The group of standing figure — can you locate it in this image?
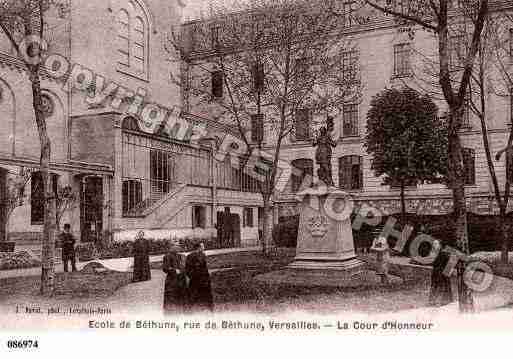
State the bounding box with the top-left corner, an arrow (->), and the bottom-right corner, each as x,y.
132,231 -> 214,314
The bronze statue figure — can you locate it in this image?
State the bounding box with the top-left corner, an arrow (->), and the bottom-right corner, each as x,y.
313,116 -> 337,187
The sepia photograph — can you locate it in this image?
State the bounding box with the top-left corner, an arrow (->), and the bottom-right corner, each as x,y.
0,0 -> 513,355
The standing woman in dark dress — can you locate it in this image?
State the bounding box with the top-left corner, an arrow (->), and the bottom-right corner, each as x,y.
163,242 -> 189,314
185,242 -> 214,312
132,231 -> 151,282
429,239 -> 453,306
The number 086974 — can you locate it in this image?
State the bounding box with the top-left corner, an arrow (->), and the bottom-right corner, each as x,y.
6,340 -> 39,349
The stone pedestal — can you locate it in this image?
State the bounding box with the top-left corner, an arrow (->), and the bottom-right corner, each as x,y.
288,186 -> 364,273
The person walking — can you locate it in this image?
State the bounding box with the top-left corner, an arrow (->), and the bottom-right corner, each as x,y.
132,230 -> 151,282
60,224 -> 77,272
185,242 -> 214,312
162,241 -> 189,314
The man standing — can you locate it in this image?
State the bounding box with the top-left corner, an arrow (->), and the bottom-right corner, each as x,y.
185,242 -> 214,312
60,224 -> 77,272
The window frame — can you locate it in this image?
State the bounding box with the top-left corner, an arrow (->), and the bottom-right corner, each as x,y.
243,207 -> 254,228
211,70 -> 224,99
122,179 -> 143,217
342,103 -> 359,138
192,205 -> 207,229
393,43 -> 412,78
462,147 -> 476,186
116,2 -> 150,81
338,155 -> 363,191
251,113 -> 264,144
294,108 -> 311,142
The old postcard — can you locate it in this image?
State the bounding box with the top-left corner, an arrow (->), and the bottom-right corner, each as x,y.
1,0 -> 513,354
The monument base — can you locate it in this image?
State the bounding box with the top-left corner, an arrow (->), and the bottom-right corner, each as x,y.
287,256 -> 365,275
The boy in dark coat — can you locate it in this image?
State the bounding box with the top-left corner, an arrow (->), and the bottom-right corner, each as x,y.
60,224 -> 77,272
185,243 -> 214,312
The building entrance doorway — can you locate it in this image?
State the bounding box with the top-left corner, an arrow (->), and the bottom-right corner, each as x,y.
80,176 -> 103,243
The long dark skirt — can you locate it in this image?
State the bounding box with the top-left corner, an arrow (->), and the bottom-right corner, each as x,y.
429,253 -> 453,307
188,279 -> 214,312
163,273 -> 189,314
133,254 -> 151,282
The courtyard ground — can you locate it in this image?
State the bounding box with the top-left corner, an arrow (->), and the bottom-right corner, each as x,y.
1,248 -> 512,324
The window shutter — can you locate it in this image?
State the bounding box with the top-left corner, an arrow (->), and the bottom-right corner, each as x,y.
212,70 -> 223,98
251,114 -> 264,143
252,62 -> 264,92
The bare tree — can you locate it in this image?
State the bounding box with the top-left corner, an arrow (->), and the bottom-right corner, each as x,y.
361,0 -> 489,312
0,0 -> 67,295
169,0 -> 361,254
2,167 -> 32,243
459,12 -> 513,264
55,184 -> 78,232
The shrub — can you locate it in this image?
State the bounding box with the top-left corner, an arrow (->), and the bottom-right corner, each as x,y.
76,243 -> 99,262
0,251 -> 41,270
273,215 -> 299,248
77,236 -> 219,261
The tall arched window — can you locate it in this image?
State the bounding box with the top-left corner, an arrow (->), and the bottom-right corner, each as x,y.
117,1 -> 149,78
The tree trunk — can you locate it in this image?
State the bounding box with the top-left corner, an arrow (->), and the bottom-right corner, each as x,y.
262,196 -> 273,256
30,69 -> 56,296
500,206 -> 509,263
448,110 -> 473,313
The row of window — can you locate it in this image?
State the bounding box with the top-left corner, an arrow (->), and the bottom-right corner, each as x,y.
247,106 -> 360,143
289,149 -> 478,193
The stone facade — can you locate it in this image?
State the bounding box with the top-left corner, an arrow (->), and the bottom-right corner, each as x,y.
0,0 -> 263,246
180,2 -> 513,219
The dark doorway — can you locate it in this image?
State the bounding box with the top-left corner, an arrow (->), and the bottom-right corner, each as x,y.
0,168 -> 7,241
80,176 -> 103,243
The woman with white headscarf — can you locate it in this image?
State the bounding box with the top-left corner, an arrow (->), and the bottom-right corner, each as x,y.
132,230 -> 151,282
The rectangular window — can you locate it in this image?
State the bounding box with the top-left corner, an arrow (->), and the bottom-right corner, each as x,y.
150,150 -> 171,196
122,180 -> 143,216
192,205 -> 206,228
342,104 -> 358,137
211,70 -> 223,98
243,207 -> 254,228
251,114 -> 264,143
31,172 -> 57,224
462,148 -> 476,185
294,109 -> 311,141
338,155 -> 363,190
394,43 -> 411,77
252,62 -> 265,92
342,50 -> 358,83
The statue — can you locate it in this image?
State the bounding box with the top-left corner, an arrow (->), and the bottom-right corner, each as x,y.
313,116 -> 337,187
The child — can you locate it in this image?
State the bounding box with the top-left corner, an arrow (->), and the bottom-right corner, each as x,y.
371,236 -> 390,284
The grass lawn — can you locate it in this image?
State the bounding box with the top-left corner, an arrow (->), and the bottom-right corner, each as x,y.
210,266 -> 431,314
0,270 -> 131,302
